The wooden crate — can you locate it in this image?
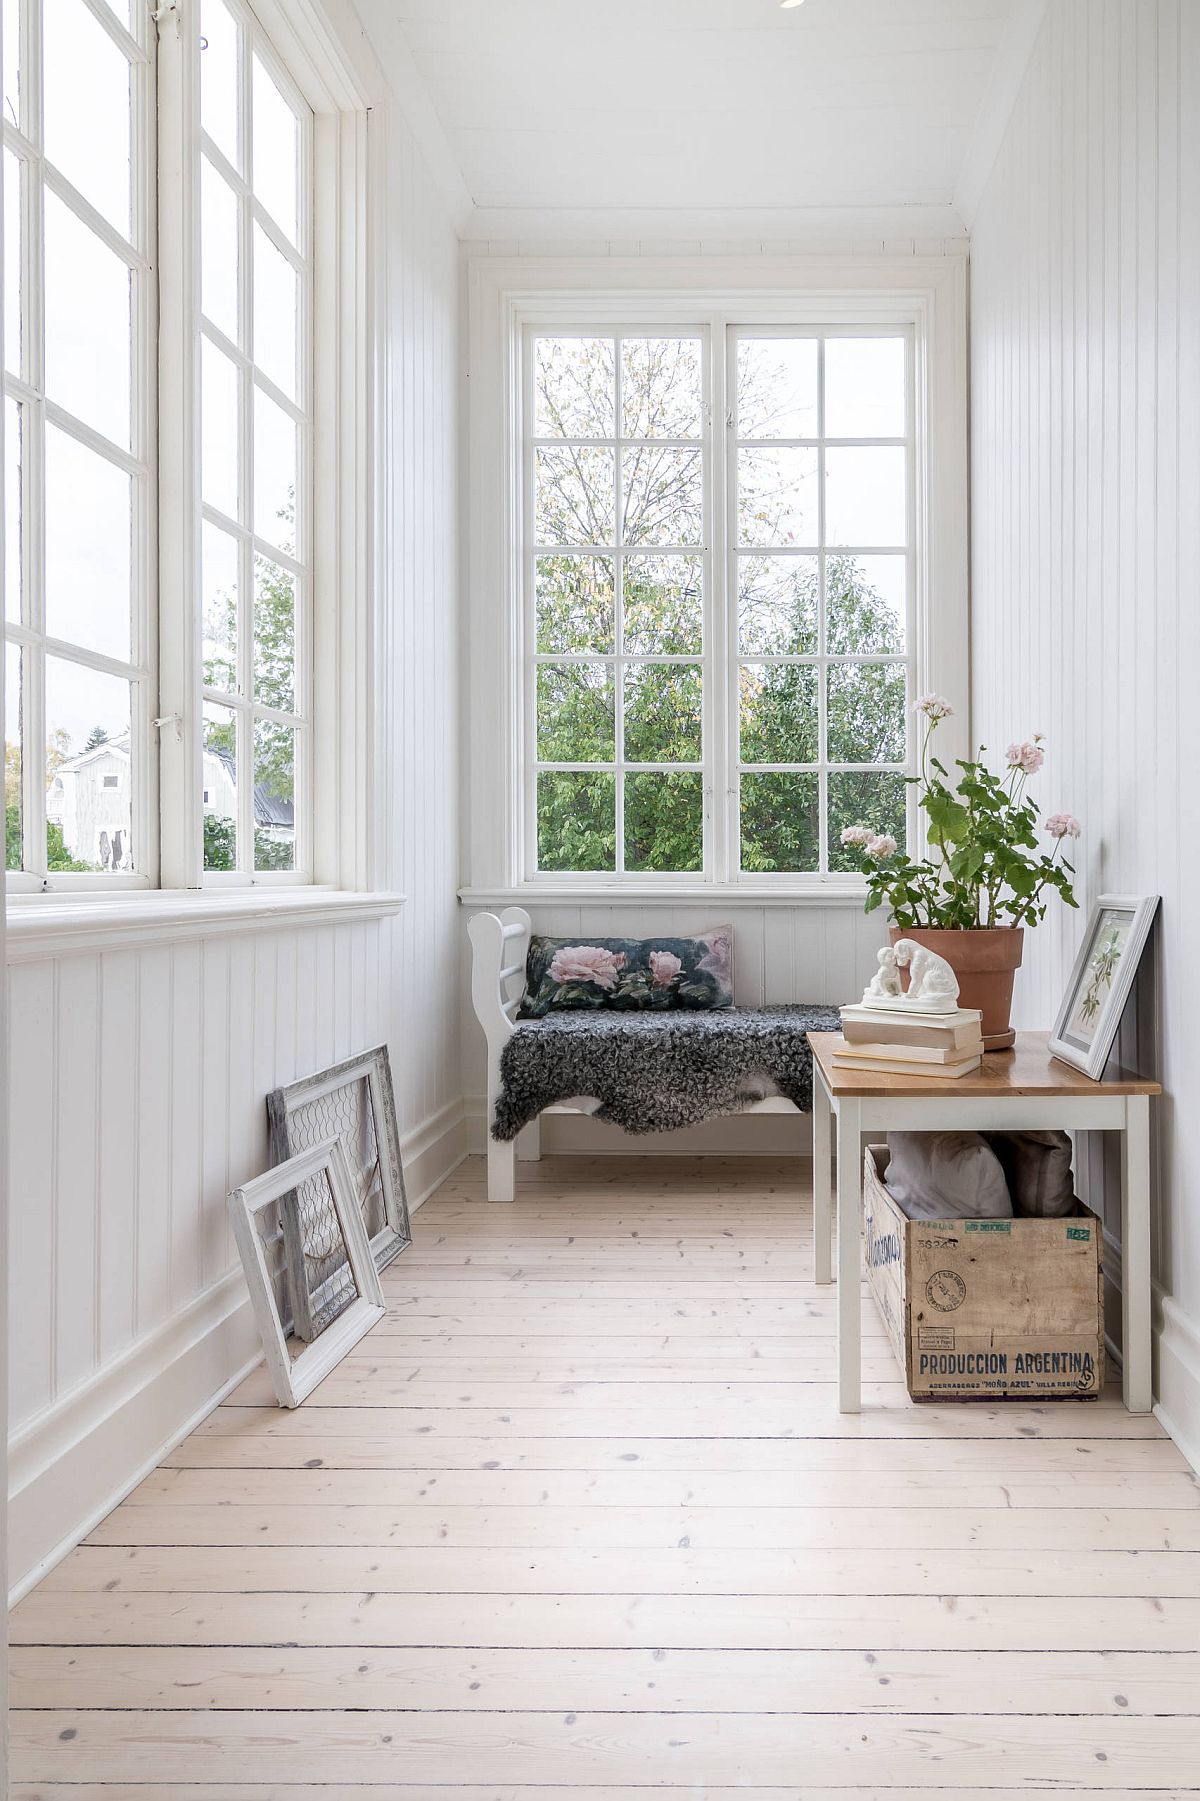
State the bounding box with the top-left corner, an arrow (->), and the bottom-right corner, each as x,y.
861,1144 -> 1105,1401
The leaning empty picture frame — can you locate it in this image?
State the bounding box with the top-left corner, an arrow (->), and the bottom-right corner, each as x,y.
268,1046 -> 410,1340
229,1136 -> 386,1408
1049,893 -> 1159,1080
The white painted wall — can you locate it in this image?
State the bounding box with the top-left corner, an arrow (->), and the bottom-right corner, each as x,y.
970,0 -> 1200,1462
5,34 -> 464,1596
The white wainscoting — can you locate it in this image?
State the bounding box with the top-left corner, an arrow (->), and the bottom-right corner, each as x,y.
459,898 -> 888,1157
970,0 -> 1200,1468
7,57 -> 467,1595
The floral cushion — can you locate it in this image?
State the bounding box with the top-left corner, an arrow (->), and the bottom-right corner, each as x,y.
520,928 -> 734,1018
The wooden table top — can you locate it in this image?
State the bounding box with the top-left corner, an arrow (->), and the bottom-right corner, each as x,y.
807,1029 -> 1162,1099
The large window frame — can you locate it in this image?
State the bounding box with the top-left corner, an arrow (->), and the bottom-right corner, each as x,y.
3,0 -> 375,902
462,261 -> 969,903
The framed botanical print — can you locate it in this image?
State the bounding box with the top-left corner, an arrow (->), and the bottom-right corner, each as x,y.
268,1046 -> 410,1341
1049,894 -> 1159,1079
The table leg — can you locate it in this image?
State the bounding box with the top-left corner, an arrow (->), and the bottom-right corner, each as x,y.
812,1069 -> 832,1285
1120,1094 -> 1153,1412
836,1096 -> 862,1413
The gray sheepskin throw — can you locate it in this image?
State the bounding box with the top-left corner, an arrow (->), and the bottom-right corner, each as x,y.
492,1005 -> 840,1140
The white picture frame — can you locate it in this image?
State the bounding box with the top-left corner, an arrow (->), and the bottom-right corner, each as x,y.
229,1136 -> 386,1408
1049,893 -> 1159,1079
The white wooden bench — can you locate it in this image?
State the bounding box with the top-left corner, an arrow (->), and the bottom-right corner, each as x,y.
468,908 -> 812,1202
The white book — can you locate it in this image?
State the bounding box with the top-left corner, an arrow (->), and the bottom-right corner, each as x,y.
832,1052 -> 982,1080
835,1038 -> 985,1065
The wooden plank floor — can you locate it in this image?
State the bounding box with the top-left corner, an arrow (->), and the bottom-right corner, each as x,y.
10,1153 -> 1200,1797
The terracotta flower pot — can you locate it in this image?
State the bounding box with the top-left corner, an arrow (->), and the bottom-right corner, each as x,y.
888,925 -> 1024,1052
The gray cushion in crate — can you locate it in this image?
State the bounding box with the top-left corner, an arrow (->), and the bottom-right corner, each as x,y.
884,1130 -> 1013,1221
985,1129 -> 1077,1217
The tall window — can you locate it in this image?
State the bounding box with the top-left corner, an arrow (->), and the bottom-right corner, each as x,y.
3,0 -> 154,882
197,0 -> 312,879
2,0 -> 327,893
525,324 -> 913,882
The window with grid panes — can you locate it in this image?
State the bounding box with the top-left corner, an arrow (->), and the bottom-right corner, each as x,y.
525,325 -> 913,881
2,0 -> 319,891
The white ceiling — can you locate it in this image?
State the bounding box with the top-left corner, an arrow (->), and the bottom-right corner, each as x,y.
357,0 -> 1042,239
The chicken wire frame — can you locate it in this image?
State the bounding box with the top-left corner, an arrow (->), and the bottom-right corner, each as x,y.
267,1045 -> 411,1339
229,1136 -> 385,1408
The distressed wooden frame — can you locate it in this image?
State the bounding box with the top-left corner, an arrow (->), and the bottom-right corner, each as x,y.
1049,893 -> 1160,1080
268,1043 -> 410,1338
228,1134 -> 384,1407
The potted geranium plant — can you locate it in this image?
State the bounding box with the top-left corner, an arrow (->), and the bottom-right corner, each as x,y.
839,695 -> 1080,1049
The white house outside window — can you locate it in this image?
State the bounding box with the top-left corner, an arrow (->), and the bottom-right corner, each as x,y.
525,323 -> 915,883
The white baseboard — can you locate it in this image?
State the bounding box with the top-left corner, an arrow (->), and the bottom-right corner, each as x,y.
7,1098 -> 469,1605
464,1097 -> 812,1158
1155,1289 -> 1200,1478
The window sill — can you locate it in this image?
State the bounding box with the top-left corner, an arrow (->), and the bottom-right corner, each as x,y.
6,888 -> 408,962
458,881 -> 870,910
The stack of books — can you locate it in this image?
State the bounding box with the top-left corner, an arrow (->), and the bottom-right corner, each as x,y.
835,1004 -> 985,1078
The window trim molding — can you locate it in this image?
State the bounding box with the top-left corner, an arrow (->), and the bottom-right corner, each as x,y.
464,253 -> 969,900
155,0 -> 376,896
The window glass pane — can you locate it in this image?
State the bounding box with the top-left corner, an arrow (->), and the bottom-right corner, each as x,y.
737,447 -> 817,547
740,772 -> 819,873
201,156 -> 240,344
535,555 -> 614,655
201,0 -> 241,172
826,662 -> 908,764
622,555 -> 702,655
44,193 -> 131,448
253,386 -> 298,552
623,664 -> 702,763
737,338 -> 817,439
45,656 -> 131,872
252,53 -> 299,244
43,0 -> 131,236
740,663 -> 818,765
825,446 -> 906,547
537,771 -> 615,872
201,520 -> 239,693
534,336 -> 614,438
5,397 -> 21,622
202,336 -> 240,519
825,337 -> 906,438
2,0 -> 20,130
4,149 -> 20,376
737,555 -> 817,656
253,223 -> 298,399
253,717 -> 294,869
826,554 -> 906,655
5,640 -> 21,869
254,554 -> 294,712
202,700 -> 238,870
625,771 -> 702,873
45,427 -> 131,661
828,770 -> 908,871
621,337 -> 701,439
534,447 -> 614,546
536,663 -> 614,763
622,446 -> 702,546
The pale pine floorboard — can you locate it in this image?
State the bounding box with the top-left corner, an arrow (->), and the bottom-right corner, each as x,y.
9,1153 -> 1200,1796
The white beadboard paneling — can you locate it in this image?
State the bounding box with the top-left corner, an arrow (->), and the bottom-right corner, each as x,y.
970,0 -> 1198,1456
7,62 -> 465,1590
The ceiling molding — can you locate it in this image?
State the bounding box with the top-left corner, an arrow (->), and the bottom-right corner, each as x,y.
461,202 -> 968,251
350,0 -> 473,230
953,0 -> 1050,228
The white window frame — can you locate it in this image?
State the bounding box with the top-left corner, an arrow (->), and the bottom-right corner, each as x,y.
463,257 -> 969,903
4,0 -> 376,905
2,0 -> 157,893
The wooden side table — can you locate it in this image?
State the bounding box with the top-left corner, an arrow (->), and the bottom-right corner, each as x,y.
807,1030 -> 1161,1416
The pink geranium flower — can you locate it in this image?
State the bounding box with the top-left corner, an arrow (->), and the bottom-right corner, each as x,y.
549,945 -> 624,990
1006,738 -> 1045,775
648,950 -> 683,988
840,824 -> 873,846
914,694 -> 954,721
1045,812 -> 1081,840
866,833 -> 898,860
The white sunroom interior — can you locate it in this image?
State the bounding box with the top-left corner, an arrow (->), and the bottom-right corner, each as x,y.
2,0 -> 1200,1792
